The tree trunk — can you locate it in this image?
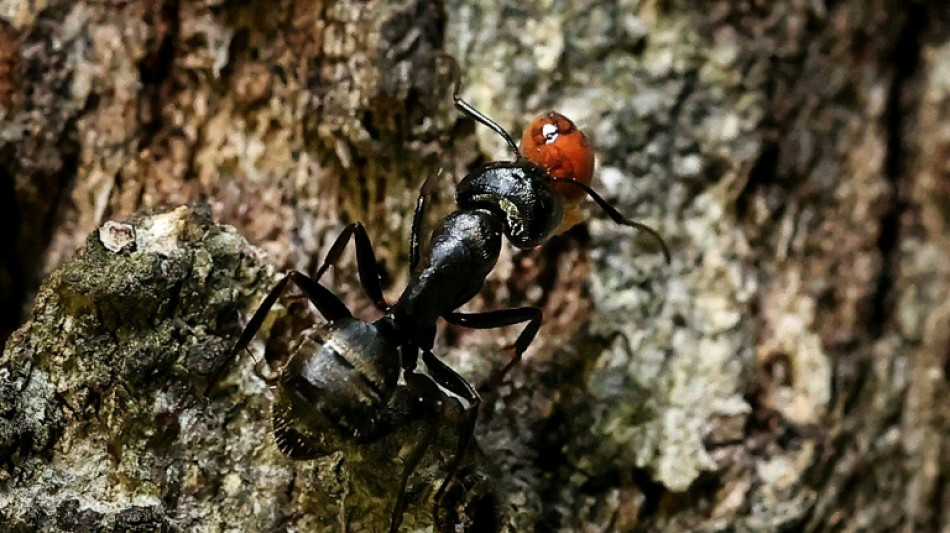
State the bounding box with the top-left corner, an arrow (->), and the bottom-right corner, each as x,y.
1,0 -> 948,531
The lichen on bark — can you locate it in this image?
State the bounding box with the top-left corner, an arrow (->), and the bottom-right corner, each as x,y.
0,205 -> 261,529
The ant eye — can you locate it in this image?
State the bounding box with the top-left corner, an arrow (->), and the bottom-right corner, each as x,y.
541,123 -> 559,144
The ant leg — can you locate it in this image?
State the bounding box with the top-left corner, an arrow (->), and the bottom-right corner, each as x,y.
388,371 -> 445,533
410,174 -> 439,272
444,306 -> 543,385
551,177 -> 672,263
313,222 -> 390,312
420,350 -> 481,519
211,271 -> 352,391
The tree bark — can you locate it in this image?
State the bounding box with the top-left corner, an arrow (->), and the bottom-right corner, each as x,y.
2,0 -> 949,531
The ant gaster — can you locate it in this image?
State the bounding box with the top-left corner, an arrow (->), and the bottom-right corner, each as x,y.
222,91 -> 671,532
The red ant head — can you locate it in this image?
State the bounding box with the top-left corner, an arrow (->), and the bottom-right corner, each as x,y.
520,112 -> 595,203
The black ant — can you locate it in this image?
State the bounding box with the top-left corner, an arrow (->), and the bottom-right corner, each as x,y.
219,85 -> 670,532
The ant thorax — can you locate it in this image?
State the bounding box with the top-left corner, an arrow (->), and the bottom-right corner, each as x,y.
455,161 -> 565,248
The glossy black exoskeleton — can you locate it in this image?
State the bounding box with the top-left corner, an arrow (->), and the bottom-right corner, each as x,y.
455,161 -> 565,248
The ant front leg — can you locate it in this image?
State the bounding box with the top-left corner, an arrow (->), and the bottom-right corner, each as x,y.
313,222 -> 390,312
444,306 -> 543,386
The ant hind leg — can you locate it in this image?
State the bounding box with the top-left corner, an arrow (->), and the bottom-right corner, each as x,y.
313,222 -> 391,312
387,370 -> 445,533
420,350 -> 481,525
209,271 -> 352,395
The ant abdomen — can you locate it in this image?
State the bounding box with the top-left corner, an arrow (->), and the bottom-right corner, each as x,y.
273,318 -> 402,457
456,161 -> 565,248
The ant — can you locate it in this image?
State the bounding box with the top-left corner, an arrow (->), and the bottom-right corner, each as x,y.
220,83 -> 670,532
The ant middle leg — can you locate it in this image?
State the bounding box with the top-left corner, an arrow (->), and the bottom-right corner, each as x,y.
312,222 -> 390,312
443,306 -> 543,386
170,271 -> 350,411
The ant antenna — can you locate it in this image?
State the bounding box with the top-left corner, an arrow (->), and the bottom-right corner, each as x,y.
454,99 -> 521,160
436,54 -> 521,160
553,178 -> 672,264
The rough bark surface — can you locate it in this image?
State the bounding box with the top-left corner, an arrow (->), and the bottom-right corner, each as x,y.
2,0 -> 949,532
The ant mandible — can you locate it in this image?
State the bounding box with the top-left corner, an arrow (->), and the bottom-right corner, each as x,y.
219,75 -> 670,532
